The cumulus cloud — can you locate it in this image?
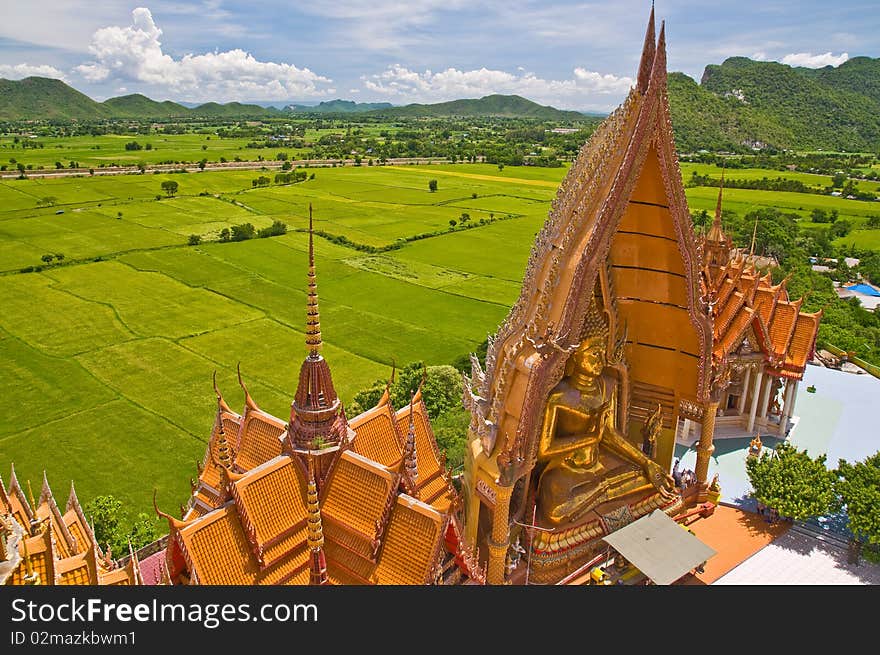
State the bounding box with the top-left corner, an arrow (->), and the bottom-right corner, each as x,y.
74,7 -> 334,100
781,51 -> 849,68
361,65 -> 633,110
0,63 -> 67,80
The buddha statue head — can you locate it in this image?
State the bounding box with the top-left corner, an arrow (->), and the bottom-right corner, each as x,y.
570,336 -> 606,381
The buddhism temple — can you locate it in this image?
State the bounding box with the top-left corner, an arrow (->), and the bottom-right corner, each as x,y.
1,7 -> 821,587
459,6 -> 821,585
0,469 -> 142,585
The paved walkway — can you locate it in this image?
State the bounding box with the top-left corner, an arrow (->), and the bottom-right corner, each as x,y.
713,528 -> 880,585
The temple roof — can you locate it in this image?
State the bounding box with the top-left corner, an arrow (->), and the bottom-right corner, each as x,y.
1,470 -> 127,586
705,246 -> 821,380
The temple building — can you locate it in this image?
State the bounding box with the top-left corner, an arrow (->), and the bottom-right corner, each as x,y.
0,469 -> 142,585
152,210 -> 481,586
2,8 -> 822,587
460,7 -> 821,585
691,184 -> 821,441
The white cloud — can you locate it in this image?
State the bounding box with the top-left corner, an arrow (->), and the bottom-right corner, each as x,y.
74,7 -> 334,100
781,51 -> 849,68
0,63 -> 67,80
361,64 -> 633,110
751,52 -> 768,61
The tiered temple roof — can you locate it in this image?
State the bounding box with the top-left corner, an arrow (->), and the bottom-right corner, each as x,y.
701,185 -> 821,380
159,211 -> 476,585
1,469 -> 141,586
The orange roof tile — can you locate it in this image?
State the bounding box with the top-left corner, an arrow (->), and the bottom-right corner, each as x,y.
394,403 -> 458,513
768,300 -> 799,357
234,410 -> 285,472
323,450 -> 397,540
782,313 -> 821,374
231,456 -> 309,568
375,495 -> 445,585
56,554 -> 94,586
349,403 -> 404,467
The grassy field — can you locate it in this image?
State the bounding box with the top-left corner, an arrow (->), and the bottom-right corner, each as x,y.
1,160 -> 878,522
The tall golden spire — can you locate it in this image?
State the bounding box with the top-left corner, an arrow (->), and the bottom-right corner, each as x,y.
306,204 -> 322,357
289,205 -> 348,451
636,2 -> 656,93
306,460 -> 328,585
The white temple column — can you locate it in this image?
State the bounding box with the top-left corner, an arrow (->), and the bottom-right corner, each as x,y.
747,370 -> 763,432
777,380 -> 791,436
681,418 -> 692,443
759,374 -> 774,430
779,380 -> 799,437
738,366 -> 752,414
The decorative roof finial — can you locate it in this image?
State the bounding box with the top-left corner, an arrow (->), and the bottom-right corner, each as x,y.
636,2 -> 656,94
403,394 -> 419,496
26,480 -> 36,513
212,370 -> 232,413
714,165 -> 725,227
306,461 -> 328,585
306,204 -> 323,357
749,216 -> 759,257
216,424 -> 231,470
236,362 -> 257,411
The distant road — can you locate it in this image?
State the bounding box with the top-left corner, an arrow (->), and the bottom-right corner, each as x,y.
0,157 -> 456,180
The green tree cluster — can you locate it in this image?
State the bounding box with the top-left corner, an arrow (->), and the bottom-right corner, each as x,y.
83,495 -> 159,557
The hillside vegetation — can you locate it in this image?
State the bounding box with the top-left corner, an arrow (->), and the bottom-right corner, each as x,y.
669,57 -> 880,152
367,94 -> 586,120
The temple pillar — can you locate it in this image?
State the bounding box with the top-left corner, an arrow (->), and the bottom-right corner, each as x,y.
465,485 -> 481,546
486,484 -> 513,585
759,374 -> 774,429
695,401 -> 719,502
778,380 -> 798,437
737,367 -> 752,414
747,370 -> 763,433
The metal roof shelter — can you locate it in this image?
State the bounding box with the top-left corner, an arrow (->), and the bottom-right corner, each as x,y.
601,510 -> 717,585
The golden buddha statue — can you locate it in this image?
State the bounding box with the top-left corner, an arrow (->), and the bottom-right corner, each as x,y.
536,335 -> 677,526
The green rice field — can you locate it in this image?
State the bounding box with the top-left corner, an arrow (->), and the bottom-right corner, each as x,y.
1,161 -> 878,520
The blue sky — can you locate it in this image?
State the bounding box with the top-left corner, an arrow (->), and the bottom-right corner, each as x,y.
0,1 -> 876,111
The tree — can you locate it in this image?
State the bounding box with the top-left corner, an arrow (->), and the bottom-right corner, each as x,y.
84,495 -> 124,554
836,452 -> 880,550
187,234 -> 202,246
449,219 -> 457,228
257,220 -> 287,238
127,513 -> 159,550
428,179 -> 438,192
161,180 -> 179,197
54,253 -> 64,263
198,158 -> 207,171
41,254 -> 54,264
746,442 -> 837,520
231,222 -> 256,241
218,227 -> 231,242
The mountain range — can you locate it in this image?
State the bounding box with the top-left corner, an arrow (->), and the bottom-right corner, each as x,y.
2,54 -> 879,151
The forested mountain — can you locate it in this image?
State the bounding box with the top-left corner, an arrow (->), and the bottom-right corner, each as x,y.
286,99 -> 394,113
669,57 -> 880,152
366,94 -> 586,120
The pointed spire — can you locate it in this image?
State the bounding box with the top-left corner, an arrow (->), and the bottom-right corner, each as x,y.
153,490 -> 189,532
648,18 -> 667,93
749,216 -> 759,257
212,370 -> 232,414
22,535 -> 40,585
215,423 -> 232,470
236,362 -> 257,411
403,395 -> 419,497
39,471 -> 51,506
377,359 -> 396,408
306,460 -> 328,585
714,166 -> 725,227
306,204 -> 323,357
636,2 -> 656,93
26,480 -> 36,513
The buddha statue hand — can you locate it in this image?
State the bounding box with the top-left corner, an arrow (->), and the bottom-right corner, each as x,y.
645,459 -> 677,498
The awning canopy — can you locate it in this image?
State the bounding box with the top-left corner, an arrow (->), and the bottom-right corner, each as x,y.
601,510 -> 716,585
